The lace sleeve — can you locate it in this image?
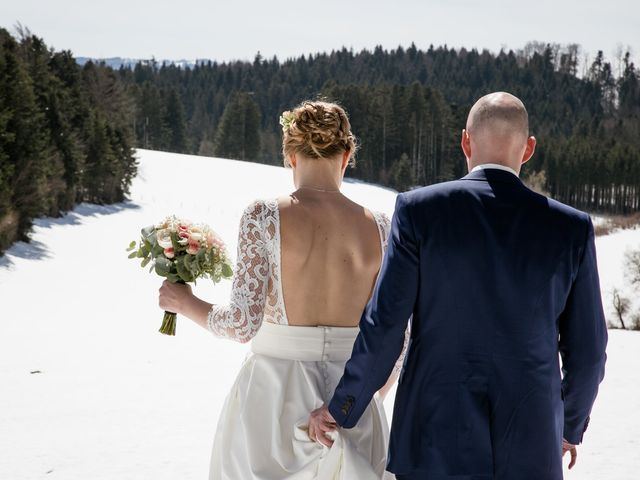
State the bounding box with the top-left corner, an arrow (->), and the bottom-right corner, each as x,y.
376,211 -> 411,377
206,200 -> 270,343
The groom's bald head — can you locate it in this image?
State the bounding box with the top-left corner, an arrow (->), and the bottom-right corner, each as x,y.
461,92 -> 535,174
466,92 -> 529,142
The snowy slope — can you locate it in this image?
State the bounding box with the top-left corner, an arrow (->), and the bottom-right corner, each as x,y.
0,149 -> 638,480
596,226 -> 640,325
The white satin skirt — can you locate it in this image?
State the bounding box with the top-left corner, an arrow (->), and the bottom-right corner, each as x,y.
208,322 -> 393,480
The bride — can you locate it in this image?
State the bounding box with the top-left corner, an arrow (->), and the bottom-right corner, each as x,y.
158,100 -> 408,479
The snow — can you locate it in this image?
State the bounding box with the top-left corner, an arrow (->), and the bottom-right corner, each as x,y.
595,226 -> 640,325
1,148 -> 638,480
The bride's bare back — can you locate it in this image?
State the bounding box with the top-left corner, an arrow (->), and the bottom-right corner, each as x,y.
278,190 -> 382,328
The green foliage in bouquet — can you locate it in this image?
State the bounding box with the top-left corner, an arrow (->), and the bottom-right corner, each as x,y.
127,216 -> 233,335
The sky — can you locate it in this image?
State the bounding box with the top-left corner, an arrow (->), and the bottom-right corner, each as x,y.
1,0 -> 638,65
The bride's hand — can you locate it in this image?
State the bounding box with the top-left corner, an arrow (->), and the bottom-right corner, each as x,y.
158,280 -> 192,314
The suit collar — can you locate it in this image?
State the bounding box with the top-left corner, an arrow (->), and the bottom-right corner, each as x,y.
470,163 -> 519,177
461,167 -> 524,186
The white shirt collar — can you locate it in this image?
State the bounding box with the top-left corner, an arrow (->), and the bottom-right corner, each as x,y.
470,163 -> 519,177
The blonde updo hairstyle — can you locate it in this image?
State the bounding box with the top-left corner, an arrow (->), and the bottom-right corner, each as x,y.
280,100 -> 358,167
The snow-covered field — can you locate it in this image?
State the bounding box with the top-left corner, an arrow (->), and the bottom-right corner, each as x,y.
1,149 -> 638,480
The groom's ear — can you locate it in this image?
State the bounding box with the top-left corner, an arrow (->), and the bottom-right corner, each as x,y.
521,136 -> 536,165
461,129 -> 472,160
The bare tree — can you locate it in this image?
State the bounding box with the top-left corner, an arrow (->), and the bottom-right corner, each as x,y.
12,21 -> 33,41
624,248 -> 640,289
613,43 -> 624,78
612,288 -> 630,329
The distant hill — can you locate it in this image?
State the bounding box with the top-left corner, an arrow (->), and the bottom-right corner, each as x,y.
75,56 -> 203,70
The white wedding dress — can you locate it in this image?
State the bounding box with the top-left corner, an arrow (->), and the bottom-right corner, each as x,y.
205,198 -> 408,480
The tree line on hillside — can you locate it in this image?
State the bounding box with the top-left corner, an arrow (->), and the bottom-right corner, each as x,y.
0,27 -> 137,255
119,42 -> 640,214
2,29 -> 640,257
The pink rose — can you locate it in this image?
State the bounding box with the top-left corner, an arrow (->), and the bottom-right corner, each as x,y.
207,231 -> 225,249
187,241 -> 200,255
164,247 -> 175,259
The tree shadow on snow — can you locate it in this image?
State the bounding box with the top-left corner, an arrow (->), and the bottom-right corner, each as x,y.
0,200 -> 141,268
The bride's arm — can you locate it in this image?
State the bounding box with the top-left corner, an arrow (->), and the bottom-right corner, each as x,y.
158,281 -> 213,330
377,325 -> 411,400
159,200 -> 270,342
373,211 -> 411,401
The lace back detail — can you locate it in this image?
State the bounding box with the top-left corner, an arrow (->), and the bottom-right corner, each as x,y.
207,198 -> 407,374
263,199 -> 288,326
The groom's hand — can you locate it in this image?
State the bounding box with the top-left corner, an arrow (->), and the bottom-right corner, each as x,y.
562,438 -> 578,469
307,405 -> 337,447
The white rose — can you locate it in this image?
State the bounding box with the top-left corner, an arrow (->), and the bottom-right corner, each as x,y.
156,229 -> 173,249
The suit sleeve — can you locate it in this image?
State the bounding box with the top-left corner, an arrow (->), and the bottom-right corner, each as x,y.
558,216 -> 608,445
328,192 -> 420,428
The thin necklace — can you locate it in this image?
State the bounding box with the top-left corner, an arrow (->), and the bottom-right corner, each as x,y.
297,185 -> 341,193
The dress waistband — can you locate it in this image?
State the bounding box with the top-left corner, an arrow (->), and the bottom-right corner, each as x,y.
250,322 -> 360,362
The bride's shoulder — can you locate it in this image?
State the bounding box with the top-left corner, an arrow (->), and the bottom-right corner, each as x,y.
237,199 -> 280,245
241,197 -> 279,216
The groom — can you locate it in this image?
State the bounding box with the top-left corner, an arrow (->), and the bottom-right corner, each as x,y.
308,92 -> 608,479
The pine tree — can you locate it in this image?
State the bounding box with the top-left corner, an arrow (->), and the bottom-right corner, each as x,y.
213,92 -> 261,160
0,29 -> 49,244
84,112 -> 115,203
390,153 -> 413,191
0,28 -> 137,255
165,87 -> 188,152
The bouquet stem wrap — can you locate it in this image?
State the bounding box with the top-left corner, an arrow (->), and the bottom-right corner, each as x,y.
159,280 -> 185,336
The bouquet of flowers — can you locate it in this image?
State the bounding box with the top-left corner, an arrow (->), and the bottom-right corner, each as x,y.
127,215 -> 233,335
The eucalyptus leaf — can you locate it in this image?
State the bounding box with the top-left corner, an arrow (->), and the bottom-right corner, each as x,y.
155,256 -> 172,276
176,259 -> 194,282
170,231 -> 180,250
187,254 -> 200,275
222,263 -> 233,277
141,225 -> 155,240
128,251 -> 138,259
154,266 -> 168,278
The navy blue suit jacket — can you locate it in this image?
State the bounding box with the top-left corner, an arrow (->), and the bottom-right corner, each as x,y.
328,168 -> 608,479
